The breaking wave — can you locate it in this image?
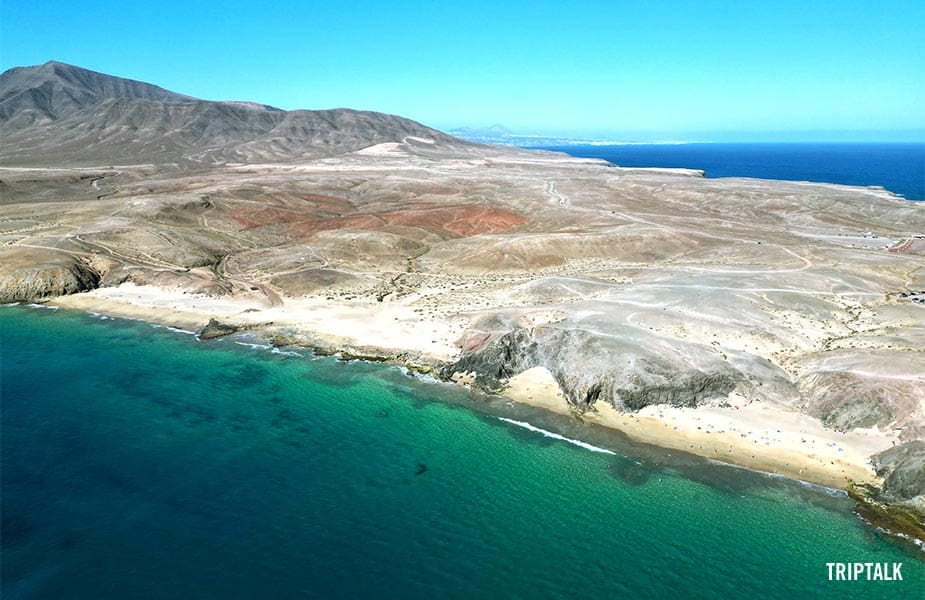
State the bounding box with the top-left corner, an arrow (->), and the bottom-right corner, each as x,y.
497,417 -> 616,455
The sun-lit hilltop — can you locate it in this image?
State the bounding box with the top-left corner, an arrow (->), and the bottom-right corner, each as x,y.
0,61 -> 478,165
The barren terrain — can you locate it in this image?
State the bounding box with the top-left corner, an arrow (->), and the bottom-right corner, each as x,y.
2,62 -> 924,518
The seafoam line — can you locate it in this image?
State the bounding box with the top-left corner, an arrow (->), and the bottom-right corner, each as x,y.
166,326 -> 197,335
498,417 -> 616,455
234,341 -> 273,350
233,340 -> 302,357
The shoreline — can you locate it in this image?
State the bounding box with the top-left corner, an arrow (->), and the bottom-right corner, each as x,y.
501,367 -> 891,491
50,283 -> 467,362
42,284 -> 897,494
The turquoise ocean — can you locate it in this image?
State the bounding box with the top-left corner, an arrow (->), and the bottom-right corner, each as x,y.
1,305 -> 922,598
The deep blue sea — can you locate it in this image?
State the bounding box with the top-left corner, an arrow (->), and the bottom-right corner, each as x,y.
1,305 -> 923,599
533,143 -> 925,201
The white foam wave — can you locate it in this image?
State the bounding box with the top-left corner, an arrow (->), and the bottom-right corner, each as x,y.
708,459 -> 847,496
26,303 -> 59,310
498,417 -> 616,455
233,341 -> 301,357
413,373 -> 441,385
148,322 -> 196,335
854,515 -> 925,554
166,326 -> 196,335
271,347 -> 301,357
234,341 -> 272,350
764,470 -> 846,496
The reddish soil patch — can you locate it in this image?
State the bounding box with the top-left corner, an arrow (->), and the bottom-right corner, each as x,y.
459,331 -> 493,353
887,237 -> 925,255
225,206 -> 308,229
220,199 -> 523,241
285,214 -> 385,238
226,205 -> 385,238
220,194 -> 356,231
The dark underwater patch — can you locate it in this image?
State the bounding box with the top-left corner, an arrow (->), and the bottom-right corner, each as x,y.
1,513 -> 35,548
606,458 -> 652,486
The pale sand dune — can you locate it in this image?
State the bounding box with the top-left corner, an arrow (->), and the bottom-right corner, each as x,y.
355,142 -> 406,156
53,283 -> 468,361
503,366 -> 896,489
52,291 -> 210,332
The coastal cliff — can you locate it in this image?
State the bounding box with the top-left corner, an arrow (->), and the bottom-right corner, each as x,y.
441,321 -> 739,410
0,248 -> 102,301
872,441 -> 925,513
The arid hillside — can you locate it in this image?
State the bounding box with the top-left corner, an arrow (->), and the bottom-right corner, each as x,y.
0,61 -> 475,165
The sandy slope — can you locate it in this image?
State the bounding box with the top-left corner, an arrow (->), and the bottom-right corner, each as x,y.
53,283 -> 468,360
503,367 -> 895,489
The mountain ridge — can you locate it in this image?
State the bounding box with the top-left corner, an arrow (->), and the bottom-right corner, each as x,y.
0,61 -> 472,165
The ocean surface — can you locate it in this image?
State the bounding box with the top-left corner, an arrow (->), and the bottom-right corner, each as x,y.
1,305 -> 922,599
533,143 -> 925,201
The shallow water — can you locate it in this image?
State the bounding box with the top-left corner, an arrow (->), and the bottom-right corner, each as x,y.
1,305 -> 921,598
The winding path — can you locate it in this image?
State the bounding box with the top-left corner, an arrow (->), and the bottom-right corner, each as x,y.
89,171 -> 122,199
545,180 -> 570,207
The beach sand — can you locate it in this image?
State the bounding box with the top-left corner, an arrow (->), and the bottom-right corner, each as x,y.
52,284 -> 897,492
502,366 -> 896,490
52,282 -> 468,360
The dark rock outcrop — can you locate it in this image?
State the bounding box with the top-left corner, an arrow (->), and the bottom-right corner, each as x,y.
440,326 -> 540,388
614,371 -> 739,410
198,319 -> 239,340
872,441 -> 925,510
0,248 -> 99,301
849,442 -> 925,545
799,365 -> 922,438
442,322 -> 741,412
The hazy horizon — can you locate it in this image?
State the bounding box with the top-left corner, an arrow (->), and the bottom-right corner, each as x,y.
445,124 -> 925,144
2,1 -> 923,143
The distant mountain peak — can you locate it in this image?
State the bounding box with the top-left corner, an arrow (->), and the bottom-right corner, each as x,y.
449,124 -> 516,137
486,124 -> 512,133
0,61 -> 196,126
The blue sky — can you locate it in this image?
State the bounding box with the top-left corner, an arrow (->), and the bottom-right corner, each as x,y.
2,0 -> 923,140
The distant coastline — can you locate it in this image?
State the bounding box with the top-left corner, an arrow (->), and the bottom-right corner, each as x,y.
531,142 -> 925,201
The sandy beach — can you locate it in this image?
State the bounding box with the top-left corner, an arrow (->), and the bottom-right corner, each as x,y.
502,366 -> 897,490
50,284 -> 900,492
53,283 -> 468,360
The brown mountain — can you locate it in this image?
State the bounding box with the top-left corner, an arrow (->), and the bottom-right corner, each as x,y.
0,61 -> 468,165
